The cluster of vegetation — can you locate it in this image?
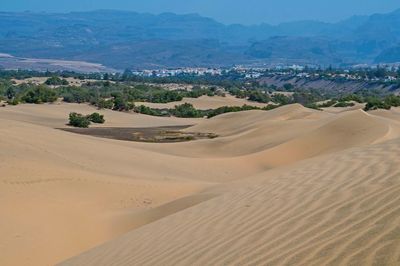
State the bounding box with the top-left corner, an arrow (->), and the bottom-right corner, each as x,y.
2,69 -> 400,120
170,103 -> 204,118
206,104 -> 279,118
134,103 -> 280,118
364,95 -> 400,111
45,76 -> 69,86
58,83 -> 219,108
21,86 -> 58,104
314,93 -> 400,111
0,83 -> 58,105
0,78 -> 220,108
226,87 -> 292,105
69,112 -> 105,128
0,70 -> 103,81
317,99 -> 355,108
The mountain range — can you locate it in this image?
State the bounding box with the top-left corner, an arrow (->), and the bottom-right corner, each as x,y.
1,9 -> 400,69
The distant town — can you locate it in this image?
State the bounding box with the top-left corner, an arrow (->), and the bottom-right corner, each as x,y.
127,63 -> 400,83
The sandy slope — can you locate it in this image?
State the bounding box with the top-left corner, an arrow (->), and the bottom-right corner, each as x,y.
371,107 -> 400,123
1,103 -> 400,266
61,137 -> 400,266
0,103 -> 199,128
0,118 -> 213,266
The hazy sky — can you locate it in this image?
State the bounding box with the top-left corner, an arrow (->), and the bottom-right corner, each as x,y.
1,0 -> 400,25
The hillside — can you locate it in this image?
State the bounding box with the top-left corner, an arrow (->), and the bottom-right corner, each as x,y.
1,9 -> 400,69
259,75 -> 400,95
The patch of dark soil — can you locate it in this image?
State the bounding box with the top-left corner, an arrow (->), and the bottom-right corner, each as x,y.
60,126 -> 217,143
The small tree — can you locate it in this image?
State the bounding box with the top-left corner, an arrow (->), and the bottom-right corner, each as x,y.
88,112 -> 105,124
172,103 -> 200,118
45,76 -> 69,86
69,112 -> 91,128
113,96 -> 134,111
96,99 -> 114,109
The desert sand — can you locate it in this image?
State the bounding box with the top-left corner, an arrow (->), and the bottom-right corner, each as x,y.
1,102 -> 400,266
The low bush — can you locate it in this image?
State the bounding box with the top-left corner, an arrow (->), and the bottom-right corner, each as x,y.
364,98 -> 391,111
207,105 -> 260,118
87,112 -> 105,124
68,112 -> 91,128
171,103 -> 203,118
45,76 -> 69,86
135,105 -> 166,116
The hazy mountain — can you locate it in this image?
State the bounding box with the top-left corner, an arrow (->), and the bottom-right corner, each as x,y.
1,9 -> 400,69
375,45 -> 400,63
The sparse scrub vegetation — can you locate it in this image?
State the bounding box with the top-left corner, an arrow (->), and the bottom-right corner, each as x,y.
45,76 -> 69,86
69,112 -> 105,127
87,112 -> 105,124
21,85 -> 58,104
3,69 -> 400,116
68,112 -> 91,128
207,105 -> 262,118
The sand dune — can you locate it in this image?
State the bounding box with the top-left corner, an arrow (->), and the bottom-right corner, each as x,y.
249,109 -> 400,167
2,103 -> 400,266
371,107 -> 400,122
131,104 -> 332,158
0,103 -> 199,128
61,137 -> 400,266
137,105 -> 398,161
0,119 -> 213,266
189,104 -> 331,135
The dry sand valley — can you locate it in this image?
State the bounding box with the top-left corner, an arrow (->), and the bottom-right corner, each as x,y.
1,102 -> 400,266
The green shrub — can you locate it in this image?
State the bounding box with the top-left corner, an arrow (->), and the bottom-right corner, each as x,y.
271,93 -> 291,105
58,86 -> 92,103
45,76 -> 69,86
262,104 -> 280,110
21,86 -> 57,104
68,112 -> 91,128
87,112 -> 105,124
283,83 -> 295,91
207,105 -> 261,118
135,105 -> 166,116
96,99 -> 114,109
339,94 -> 363,103
171,103 -> 202,118
364,98 -> 391,111
384,95 -> 400,107
247,90 -> 270,103
113,96 -> 134,111
304,103 -> 321,110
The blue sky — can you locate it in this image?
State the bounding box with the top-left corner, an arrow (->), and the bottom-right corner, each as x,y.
1,0 -> 400,25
